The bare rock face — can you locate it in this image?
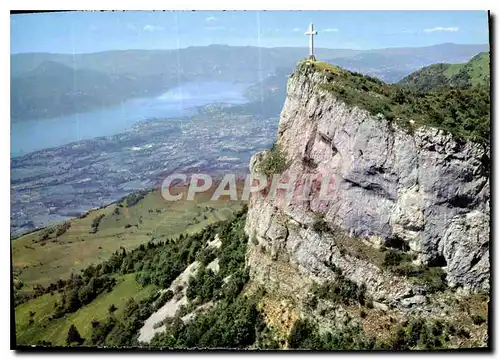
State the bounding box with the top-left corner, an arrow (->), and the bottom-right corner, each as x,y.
245,61 -> 490,305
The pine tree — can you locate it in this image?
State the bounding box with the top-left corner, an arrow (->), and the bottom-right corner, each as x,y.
108,304 -> 117,314
66,324 -> 84,345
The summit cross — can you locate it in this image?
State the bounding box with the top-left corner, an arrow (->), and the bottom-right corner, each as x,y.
305,23 -> 318,60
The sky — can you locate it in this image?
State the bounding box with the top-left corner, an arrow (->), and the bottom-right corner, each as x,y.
10,10 -> 489,54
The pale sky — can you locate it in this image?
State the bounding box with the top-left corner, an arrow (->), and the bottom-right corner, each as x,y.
11,10 -> 490,53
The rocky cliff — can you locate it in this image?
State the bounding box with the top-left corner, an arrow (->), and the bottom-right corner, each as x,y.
244,60 -> 490,309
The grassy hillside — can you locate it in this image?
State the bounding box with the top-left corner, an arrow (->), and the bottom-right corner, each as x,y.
14,207 -> 253,348
12,186 -> 243,295
13,184 -> 245,347
398,52 -> 490,91
444,52 -> 490,87
15,274 -> 157,346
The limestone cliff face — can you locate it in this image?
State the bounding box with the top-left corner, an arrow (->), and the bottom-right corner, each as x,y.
245,62 -> 490,306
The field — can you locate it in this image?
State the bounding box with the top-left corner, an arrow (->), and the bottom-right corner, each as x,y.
15,274 -> 157,346
13,184 -> 245,346
12,186 -> 244,293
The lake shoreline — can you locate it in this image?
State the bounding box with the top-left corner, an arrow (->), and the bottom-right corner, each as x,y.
10,111 -> 279,237
11,81 -> 252,157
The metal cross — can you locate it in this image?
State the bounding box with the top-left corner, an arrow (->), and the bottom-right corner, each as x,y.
305,23 -> 318,60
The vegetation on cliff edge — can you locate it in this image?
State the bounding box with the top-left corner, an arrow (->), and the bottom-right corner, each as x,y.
298,60 -> 490,145
256,142 -> 291,175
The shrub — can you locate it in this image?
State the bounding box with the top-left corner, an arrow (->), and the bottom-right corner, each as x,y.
304,294 -> 318,310
387,317 -> 453,350
39,228 -> 54,242
471,314 -> 486,325
366,298 -> 374,309
324,261 -> 342,276
122,190 -> 148,207
55,222 -> 71,237
51,275 -> 117,319
302,155 -> 317,169
197,247 -> 217,266
382,250 -> 414,268
287,316 -> 375,350
36,340 -> 53,346
446,323 -> 456,335
256,143 -> 290,175
89,316 -> 117,346
311,214 -> 330,233
288,318 -> 320,349
255,326 -> 280,349
413,267 -> 447,293
457,327 -> 471,339
14,279 -> 24,290
150,296 -> 263,349
382,251 -> 446,293
108,304 -> 117,314
66,324 -> 84,345
90,214 -> 105,234
223,269 -> 249,300
157,290 -> 174,307
311,276 -> 366,306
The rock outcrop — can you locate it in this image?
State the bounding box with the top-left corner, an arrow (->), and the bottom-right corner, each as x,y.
245,61 -> 490,306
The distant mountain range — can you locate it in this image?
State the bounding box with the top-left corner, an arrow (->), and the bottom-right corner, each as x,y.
10,61 -> 181,121
397,51 -> 490,91
11,43 -> 488,122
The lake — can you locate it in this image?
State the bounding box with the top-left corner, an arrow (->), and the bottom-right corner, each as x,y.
11,81 -> 250,157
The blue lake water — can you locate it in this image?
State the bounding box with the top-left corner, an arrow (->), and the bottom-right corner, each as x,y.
11,81 -> 250,157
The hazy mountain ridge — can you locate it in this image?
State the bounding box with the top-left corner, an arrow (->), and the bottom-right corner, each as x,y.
11,43 -> 488,122
11,60 -> 182,121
